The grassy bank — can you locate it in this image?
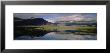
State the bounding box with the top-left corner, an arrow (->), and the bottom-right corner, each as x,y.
16,25 -> 97,34
76,27 -> 97,33
34,25 -> 97,33
35,25 -> 78,31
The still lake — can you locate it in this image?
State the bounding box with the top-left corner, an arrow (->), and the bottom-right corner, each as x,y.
15,31 -> 97,40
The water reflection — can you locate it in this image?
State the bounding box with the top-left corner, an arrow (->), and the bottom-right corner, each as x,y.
15,31 -> 96,40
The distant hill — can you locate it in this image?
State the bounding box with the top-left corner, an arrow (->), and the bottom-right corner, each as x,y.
14,17 -> 53,26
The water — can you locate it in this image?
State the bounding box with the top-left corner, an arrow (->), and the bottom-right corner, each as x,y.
15,31 -> 97,40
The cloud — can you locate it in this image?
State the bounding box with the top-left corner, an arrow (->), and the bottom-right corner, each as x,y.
45,18 -> 55,23
56,14 -> 96,22
56,14 -> 84,21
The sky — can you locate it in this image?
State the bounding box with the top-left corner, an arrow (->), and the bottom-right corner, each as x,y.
14,13 -> 97,23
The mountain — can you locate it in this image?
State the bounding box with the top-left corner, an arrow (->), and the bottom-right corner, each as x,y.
14,17 -> 53,26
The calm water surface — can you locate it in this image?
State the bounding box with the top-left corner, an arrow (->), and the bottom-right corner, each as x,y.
15,32 -> 97,40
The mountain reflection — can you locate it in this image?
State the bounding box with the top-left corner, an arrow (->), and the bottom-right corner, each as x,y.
14,27 -> 96,40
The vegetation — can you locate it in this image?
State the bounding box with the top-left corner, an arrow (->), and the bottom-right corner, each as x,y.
16,25 -> 97,34
35,25 -> 78,31
76,26 -> 97,33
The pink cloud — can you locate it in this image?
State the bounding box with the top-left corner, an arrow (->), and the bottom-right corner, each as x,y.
56,14 -> 85,21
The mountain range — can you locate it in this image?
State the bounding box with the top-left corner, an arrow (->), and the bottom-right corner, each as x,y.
14,17 -> 53,26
